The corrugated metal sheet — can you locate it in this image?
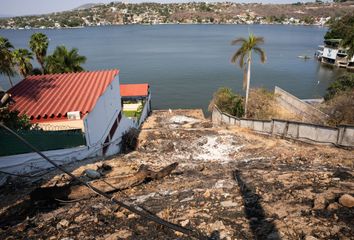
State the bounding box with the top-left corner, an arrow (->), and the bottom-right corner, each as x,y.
8,70 -> 119,122
120,83 -> 149,97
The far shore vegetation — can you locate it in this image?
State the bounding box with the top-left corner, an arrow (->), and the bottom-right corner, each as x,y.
0,1 -> 353,29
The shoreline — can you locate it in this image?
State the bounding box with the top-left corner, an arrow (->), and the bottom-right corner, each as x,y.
0,22 -> 328,31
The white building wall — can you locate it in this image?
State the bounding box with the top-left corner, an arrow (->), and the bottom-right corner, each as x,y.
84,75 -> 122,147
139,93 -> 151,126
322,47 -> 338,60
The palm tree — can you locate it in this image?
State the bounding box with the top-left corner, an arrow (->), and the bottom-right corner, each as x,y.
12,48 -> 33,78
231,33 -> 266,117
45,45 -> 86,74
29,33 -> 49,72
0,37 -> 15,87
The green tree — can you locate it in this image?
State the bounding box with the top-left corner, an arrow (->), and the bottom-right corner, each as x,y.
325,13 -> 354,57
45,45 -> 86,74
0,37 -> 15,87
29,32 -> 49,73
209,87 -> 244,117
231,33 -> 266,117
12,48 -> 33,78
0,106 -> 32,130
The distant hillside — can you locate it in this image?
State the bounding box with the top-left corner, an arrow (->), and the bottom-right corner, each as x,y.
73,3 -> 100,11
1,1 -> 353,29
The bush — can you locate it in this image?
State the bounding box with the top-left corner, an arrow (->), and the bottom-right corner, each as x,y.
209,87 -> 244,117
322,90 -> 354,125
247,88 -> 276,119
121,128 -> 140,153
324,73 -> 354,101
0,105 -> 32,130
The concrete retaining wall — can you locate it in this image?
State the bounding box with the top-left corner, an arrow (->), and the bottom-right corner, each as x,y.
212,106 -> 354,148
275,86 -> 328,123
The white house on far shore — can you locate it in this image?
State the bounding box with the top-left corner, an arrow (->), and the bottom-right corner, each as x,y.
0,69 -> 151,177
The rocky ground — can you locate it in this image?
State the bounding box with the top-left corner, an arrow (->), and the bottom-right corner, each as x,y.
0,109 -> 353,240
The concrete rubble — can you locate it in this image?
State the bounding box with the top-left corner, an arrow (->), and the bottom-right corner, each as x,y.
0,109 -> 353,239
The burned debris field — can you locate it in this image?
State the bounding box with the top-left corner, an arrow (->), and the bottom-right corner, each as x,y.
0,110 -> 353,240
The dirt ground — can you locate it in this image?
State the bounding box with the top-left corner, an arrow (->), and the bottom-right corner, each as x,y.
0,109 -> 353,240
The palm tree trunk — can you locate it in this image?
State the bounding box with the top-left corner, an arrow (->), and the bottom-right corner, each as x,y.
6,74 -> 14,88
244,53 -> 251,117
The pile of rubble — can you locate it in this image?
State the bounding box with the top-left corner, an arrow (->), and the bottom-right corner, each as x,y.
0,109 -> 353,240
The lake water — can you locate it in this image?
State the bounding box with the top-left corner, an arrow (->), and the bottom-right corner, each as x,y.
0,25 -> 345,113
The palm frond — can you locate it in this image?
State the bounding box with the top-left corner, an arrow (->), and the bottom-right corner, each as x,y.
254,37 -> 265,45
253,47 -> 267,63
231,48 -> 242,63
231,38 -> 246,45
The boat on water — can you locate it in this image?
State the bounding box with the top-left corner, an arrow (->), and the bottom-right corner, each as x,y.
316,39 -> 354,70
298,55 -> 311,60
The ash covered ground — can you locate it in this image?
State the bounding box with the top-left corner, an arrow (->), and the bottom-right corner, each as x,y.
0,109 -> 353,240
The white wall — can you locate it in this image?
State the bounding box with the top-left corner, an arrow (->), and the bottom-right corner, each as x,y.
323,47 -> 338,60
84,75 -> 122,147
139,93 -> 151,126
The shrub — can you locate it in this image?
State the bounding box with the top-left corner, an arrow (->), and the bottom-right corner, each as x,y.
209,87 -> 244,117
121,128 -> 140,153
247,88 -> 276,119
0,105 -> 32,130
322,90 -> 354,125
324,73 -> 354,101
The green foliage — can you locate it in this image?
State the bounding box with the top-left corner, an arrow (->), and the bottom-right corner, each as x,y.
0,36 -> 15,87
29,33 -> 49,72
209,87 -> 244,117
0,105 -> 32,130
12,48 -> 33,77
45,45 -> 87,74
324,73 -> 354,101
324,13 -> 354,57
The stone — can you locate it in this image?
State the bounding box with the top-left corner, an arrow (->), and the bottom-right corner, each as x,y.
220,200 -> 237,208
84,169 -> 101,179
305,236 -> 318,240
74,214 -> 88,223
203,189 -> 211,198
210,220 -> 226,231
105,229 -> 132,240
128,214 -> 137,219
313,195 -> 326,209
180,219 -> 189,227
338,194 -> 354,208
180,196 -> 194,202
58,219 -> 70,228
327,202 -> 340,211
115,211 -> 126,219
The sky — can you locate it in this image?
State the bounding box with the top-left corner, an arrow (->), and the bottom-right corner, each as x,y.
0,0 -> 317,16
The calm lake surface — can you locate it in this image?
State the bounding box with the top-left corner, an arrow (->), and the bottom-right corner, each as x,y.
0,25 -> 345,113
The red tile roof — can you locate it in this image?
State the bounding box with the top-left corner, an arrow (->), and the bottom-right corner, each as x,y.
120,83 -> 149,97
8,70 -> 119,122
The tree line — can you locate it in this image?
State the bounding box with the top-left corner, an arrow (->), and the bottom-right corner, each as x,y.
0,33 -> 86,88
